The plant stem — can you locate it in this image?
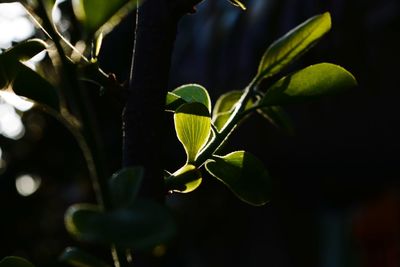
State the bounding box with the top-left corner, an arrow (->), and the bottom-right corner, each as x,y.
35,2 -> 128,266
165,76 -> 263,191
194,76 -> 261,166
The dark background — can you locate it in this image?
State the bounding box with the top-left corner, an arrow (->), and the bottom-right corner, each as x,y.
1,0 -> 399,266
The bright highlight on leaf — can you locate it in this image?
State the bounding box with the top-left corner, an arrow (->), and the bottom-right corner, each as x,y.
261,63 -> 357,106
65,202 -> 176,250
166,84 -> 211,113
174,103 -> 211,163
167,164 -> 202,193
258,12 -> 331,80
205,151 -> 271,206
228,0 -> 246,10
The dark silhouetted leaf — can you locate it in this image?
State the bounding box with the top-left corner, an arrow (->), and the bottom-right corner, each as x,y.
261,63 -> 357,106
258,12 -> 331,79
65,201 -> 176,250
258,106 -> 294,135
1,39 -> 47,62
174,102 -> 211,163
205,151 -> 271,206
11,63 -> 59,110
59,247 -> 111,267
109,166 -> 144,208
0,256 -> 35,267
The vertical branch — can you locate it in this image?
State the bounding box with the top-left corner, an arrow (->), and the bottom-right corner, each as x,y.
123,0 -> 179,200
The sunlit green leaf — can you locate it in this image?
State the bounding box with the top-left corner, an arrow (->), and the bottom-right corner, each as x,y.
65,202 -> 176,250
205,151 -> 271,206
212,90 -> 253,131
72,0 -> 140,36
174,102 -> 211,163
166,164 -> 202,193
0,256 -> 35,267
258,12 -> 331,79
228,0 -> 246,10
59,247 -> 111,267
109,166 -> 144,208
166,84 -> 211,113
257,106 -> 294,135
261,63 -> 357,106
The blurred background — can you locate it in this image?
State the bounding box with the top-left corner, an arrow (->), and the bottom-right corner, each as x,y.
1,0 -> 399,266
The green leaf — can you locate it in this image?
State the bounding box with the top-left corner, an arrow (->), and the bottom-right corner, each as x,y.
174,102 -> 211,163
258,12 -> 331,79
109,166 -> 144,208
261,63 -> 357,106
228,0 -> 246,10
166,164 -> 202,193
65,202 -> 176,250
59,247 -> 111,267
1,39 -> 47,62
0,256 -> 35,267
205,151 -> 271,206
212,90 -> 253,131
257,106 -> 294,135
72,0 -> 140,36
166,84 -> 211,113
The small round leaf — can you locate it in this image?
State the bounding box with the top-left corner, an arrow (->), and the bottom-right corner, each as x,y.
65,202 -> 176,250
109,166 -> 144,208
166,164 -> 202,193
0,256 -> 35,267
167,84 -> 211,113
205,151 -> 271,206
212,90 -> 254,131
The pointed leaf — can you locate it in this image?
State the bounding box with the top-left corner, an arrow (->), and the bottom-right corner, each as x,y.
167,84 -> 211,113
261,63 -> 357,106
174,102 -> 211,163
65,202 -> 176,250
258,12 -> 331,79
166,164 -> 202,193
109,166 -> 144,208
0,257 -> 35,267
59,247 -> 111,267
205,151 -> 271,206
257,106 -> 294,135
